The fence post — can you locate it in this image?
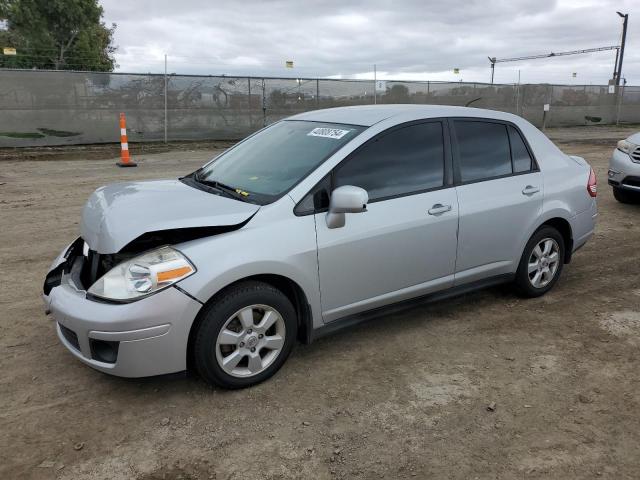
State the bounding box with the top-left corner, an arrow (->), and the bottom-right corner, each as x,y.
164,54 -> 168,144
316,78 -> 320,109
262,78 -> 267,127
373,64 -> 377,105
547,85 -> 553,128
164,53 -> 167,143
247,77 -> 252,127
616,82 -> 625,125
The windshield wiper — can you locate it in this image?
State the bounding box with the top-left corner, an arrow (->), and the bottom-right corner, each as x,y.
193,172 -> 251,202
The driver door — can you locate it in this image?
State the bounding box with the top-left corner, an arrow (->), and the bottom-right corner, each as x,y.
314,121 -> 459,322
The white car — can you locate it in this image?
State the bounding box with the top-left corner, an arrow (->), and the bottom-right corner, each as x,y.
609,133 -> 640,203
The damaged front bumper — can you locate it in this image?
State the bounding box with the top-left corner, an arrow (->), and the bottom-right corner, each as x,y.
43,240 -> 202,378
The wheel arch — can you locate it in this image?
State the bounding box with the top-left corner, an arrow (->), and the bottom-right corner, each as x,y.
186,274 -> 313,372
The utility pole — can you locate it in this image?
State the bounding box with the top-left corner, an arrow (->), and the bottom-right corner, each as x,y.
616,12 -> 628,86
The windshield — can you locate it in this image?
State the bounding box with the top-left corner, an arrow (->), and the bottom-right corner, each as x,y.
194,120 -> 365,204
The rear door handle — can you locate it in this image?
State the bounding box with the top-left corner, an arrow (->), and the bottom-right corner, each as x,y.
428,203 -> 452,215
522,185 -> 540,196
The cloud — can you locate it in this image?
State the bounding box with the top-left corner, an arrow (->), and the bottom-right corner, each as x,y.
100,0 -> 638,84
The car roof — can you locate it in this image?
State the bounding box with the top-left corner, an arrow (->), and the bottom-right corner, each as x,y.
288,104 -> 521,127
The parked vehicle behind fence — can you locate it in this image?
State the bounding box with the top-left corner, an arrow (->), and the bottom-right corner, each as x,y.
608,132 -> 640,203
43,105 -> 597,388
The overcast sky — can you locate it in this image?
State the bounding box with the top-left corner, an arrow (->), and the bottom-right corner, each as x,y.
100,0 -> 638,85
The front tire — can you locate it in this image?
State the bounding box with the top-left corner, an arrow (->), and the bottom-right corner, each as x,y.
514,226 -> 565,298
193,281 -> 297,389
613,186 -> 640,204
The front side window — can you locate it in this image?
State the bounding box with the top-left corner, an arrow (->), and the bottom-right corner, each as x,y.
195,120 -> 364,204
294,175 -> 331,215
455,121 -> 512,182
334,122 -> 445,201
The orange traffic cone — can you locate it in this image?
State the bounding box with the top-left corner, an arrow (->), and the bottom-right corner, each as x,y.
117,112 -> 137,167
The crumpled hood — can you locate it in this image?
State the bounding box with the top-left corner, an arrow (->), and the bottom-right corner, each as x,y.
81,179 -> 259,253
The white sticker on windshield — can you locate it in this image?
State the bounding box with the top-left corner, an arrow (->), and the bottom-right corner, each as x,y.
307,127 -> 351,139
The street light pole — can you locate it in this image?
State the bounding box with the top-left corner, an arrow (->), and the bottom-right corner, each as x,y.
616,11 -> 628,86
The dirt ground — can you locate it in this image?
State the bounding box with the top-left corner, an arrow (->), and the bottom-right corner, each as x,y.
1,126 -> 640,479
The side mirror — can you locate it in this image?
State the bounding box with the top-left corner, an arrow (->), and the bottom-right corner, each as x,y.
326,185 -> 368,229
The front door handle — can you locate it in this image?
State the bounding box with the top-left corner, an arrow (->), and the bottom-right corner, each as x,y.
428,203 -> 452,215
522,185 -> 540,196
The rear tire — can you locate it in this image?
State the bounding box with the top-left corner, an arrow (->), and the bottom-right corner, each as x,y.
514,226 -> 565,298
193,281 -> 297,389
613,186 -> 640,204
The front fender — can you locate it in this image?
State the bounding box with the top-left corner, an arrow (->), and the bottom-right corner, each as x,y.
175,212 -> 323,329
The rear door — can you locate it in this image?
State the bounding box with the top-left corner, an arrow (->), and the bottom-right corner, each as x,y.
312,120 -> 459,322
451,119 -> 543,284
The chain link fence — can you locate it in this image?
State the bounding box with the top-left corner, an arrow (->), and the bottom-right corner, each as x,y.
0,69 -> 638,147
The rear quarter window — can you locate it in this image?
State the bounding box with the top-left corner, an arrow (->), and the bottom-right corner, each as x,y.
508,125 -> 535,173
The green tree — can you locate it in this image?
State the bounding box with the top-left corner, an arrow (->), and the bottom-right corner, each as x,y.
0,0 -> 116,71
385,84 -> 410,103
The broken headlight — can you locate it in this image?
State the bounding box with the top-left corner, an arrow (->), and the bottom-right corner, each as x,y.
88,246 -> 195,301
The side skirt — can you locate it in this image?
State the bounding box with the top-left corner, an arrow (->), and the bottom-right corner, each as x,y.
308,273 -> 515,342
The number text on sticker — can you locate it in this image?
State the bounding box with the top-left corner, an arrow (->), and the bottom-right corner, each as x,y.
307,127 -> 351,139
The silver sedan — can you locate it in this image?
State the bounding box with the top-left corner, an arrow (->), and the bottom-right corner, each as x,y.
44,105 -> 597,388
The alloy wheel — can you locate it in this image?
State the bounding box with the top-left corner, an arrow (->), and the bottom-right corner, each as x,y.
215,304 -> 286,378
527,237 -> 560,289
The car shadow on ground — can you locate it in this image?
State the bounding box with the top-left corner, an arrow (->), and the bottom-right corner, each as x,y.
87,284 -> 515,394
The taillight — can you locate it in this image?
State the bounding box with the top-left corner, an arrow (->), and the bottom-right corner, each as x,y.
587,167 -> 597,197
